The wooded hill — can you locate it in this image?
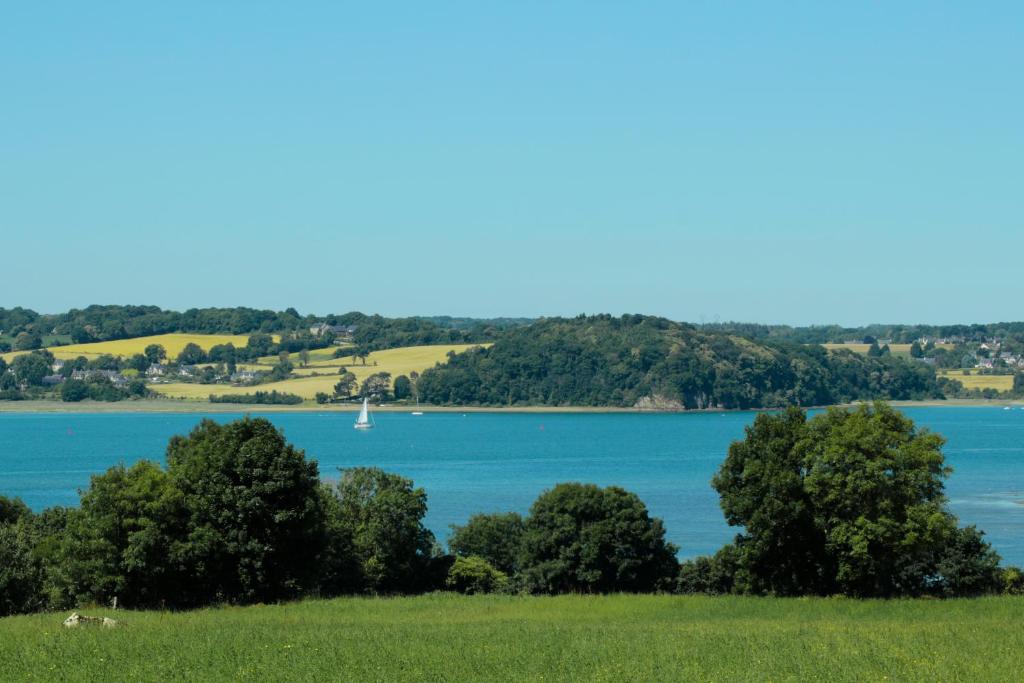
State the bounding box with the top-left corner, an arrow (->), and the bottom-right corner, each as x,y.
417,315 -> 942,409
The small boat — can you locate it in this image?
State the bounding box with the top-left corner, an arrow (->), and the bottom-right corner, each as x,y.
354,397 -> 374,430
411,411 -> 424,416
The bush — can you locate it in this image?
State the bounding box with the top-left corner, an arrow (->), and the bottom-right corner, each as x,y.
60,379 -> 88,402
449,512 -> 524,575
999,566 -> 1024,595
676,545 -> 739,595
209,391 -> 303,405
446,556 -> 509,594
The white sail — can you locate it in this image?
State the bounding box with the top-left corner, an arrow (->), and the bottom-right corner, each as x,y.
354,397 -> 374,429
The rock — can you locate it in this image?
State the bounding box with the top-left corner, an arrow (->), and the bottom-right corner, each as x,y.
633,394 -> 684,411
62,612 -> 118,628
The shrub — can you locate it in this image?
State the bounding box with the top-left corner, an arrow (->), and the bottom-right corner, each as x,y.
446,556 -> 509,594
449,512 -> 524,575
676,545 -> 739,595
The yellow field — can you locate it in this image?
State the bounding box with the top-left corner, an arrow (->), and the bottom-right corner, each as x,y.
937,370 -> 1015,391
1,333 -> 273,363
154,343 -> 488,400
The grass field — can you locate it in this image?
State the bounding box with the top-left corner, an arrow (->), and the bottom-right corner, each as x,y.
1,594 -> 1021,681
0,333 -> 265,363
937,369 -> 1015,391
154,343 -> 487,400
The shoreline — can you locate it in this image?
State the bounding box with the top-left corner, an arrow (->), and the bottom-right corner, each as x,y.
0,398 -> 1021,415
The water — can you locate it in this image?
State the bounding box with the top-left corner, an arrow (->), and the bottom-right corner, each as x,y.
1,407 -> 1023,564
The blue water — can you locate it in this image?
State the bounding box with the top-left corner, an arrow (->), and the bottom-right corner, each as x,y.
1,407 -> 1023,564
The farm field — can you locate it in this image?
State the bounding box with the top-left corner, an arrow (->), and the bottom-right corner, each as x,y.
1,594 -> 1021,681
0,333 -> 267,363
822,342 -> 955,358
154,343 -> 487,400
937,369 -> 1015,392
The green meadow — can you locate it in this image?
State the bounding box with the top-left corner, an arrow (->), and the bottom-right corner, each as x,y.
2,593 -> 1021,682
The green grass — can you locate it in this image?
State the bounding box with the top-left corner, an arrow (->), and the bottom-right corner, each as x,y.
2,594 -> 1022,681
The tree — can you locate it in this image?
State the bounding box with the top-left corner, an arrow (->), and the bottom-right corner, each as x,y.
177,343 -> 207,365
13,331 -> 42,351
1014,373 -> 1024,396
299,349 -> 311,367
866,342 -> 883,357
446,556 -> 509,594
315,392 -> 330,405
449,512 -> 524,575
60,379 -> 89,402
712,402 -> 1001,597
127,353 -> 150,372
59,461 -> 189,608
0,522 -> 46,616
910,341 -> 924,359
711,407 -> 827,595
0,496 -> 31,526
245,333 -> 274,358
208,343 -> 236,364
144,344 -> 166,364
334,372 -> 357,399
166,418 -> 325,605
11,352 -> 51,386
328,467 -> 435,593
519,483 -> 678,594
360,372 -> 391,401
393,375 -> 412,400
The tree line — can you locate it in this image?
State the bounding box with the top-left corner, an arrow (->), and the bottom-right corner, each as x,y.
0,306 -> 498,353
2,404 -> 1021,617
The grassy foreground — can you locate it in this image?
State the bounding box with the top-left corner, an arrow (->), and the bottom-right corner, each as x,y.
1,594 -> 1021,682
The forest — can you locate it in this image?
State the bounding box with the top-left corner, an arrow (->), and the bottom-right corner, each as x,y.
416,314 -> 943,409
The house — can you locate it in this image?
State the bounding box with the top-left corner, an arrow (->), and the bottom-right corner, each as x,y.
51,359 -> 65,373
177,365 -> 198,378
145,364 -> 167,377
976,358 -> 995,369
70,369 -> 128,385
310,323 -> 357,340
41,374 -> 65,386
230,370 -> 258,383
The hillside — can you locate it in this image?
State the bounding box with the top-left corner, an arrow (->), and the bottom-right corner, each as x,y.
417,315 -> 942,409
154,343 -> 485,400
2,594 -> 1020,681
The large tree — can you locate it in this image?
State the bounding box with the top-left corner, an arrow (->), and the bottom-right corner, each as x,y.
167,417 -> 325,604
711,407 -> 830,595
519,483 -> 678,594
713,402 -> 1002,597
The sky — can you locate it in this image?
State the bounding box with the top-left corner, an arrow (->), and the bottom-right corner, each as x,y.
1,2 -> 1021,326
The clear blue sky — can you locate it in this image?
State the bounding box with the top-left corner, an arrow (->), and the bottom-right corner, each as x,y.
1,2 -> 1021,325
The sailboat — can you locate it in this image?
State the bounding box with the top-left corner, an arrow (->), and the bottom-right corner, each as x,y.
354,397 -> 375,430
